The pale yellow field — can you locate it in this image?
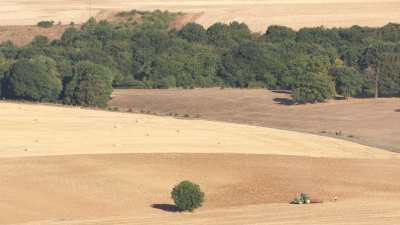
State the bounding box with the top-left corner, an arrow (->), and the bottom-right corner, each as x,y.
12,199 -> 400,225
2,0 -> 400,31
0,102 -> 396,159
1,102 -> 400,225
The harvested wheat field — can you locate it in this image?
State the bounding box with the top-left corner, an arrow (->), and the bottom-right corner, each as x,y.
1,102 -> 400,225
109,88 -> 400,153
2,0 -> 400,31
1,101 -> 397,159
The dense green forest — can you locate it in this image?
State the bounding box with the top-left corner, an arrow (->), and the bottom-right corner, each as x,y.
1,10 -> 400,107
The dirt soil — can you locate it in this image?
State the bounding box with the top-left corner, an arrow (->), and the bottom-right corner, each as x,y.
2,0 -> 400,31
0,25 -> 71,47
0,102 -> 399,225
1,154 -> 400,225
109,88 -> 400,153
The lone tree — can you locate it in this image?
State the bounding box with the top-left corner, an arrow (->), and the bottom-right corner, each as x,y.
171,181 -> 204,212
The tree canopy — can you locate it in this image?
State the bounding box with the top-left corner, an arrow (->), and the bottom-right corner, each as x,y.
292,72 -> 336,103
63,61 -> 113,107
5,56 -> 62,102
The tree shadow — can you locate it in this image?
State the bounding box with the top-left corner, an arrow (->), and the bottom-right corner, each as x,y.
273,97 -> 295,105
271,90 -> 292,94
151,204 -> 180,213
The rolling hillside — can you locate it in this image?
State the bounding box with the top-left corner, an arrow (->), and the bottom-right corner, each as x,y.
0,102 -> 399,225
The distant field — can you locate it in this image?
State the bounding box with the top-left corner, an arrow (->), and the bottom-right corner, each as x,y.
109,88 -> 400,152
2,0 -> 400,31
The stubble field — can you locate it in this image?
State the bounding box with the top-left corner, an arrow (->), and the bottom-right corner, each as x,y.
2,0 -> 400,46
0,102 -> 399,225
1,0 -> 400,31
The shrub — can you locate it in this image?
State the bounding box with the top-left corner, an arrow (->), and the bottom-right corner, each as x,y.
171,181 -> 204,212
37,20 -> 54,28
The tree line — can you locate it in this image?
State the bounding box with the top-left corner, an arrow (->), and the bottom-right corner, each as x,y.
0,10 -> 400,107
